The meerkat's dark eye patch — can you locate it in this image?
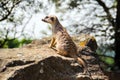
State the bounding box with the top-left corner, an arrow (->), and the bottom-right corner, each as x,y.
45,16 -> 48,18
50,17 -> 54,21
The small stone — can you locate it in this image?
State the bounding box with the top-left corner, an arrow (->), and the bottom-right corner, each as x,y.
39,68 -> 44,74
41,62 -> 44,66
17,53 -> 23,57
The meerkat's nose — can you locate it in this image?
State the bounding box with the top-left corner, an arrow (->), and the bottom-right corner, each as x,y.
41,19 -> 44,21
42,19 -> 46,22
42,19 -> 48,23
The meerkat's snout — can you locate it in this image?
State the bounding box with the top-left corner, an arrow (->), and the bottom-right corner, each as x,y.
41,18 -> 46,22
41,16 -> 49,23
41,17 -> 47,22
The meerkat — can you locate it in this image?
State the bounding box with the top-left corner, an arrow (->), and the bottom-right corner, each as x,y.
42,15 -> 87,73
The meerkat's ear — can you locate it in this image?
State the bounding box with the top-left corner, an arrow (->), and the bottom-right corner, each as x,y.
50,17 -> 54,21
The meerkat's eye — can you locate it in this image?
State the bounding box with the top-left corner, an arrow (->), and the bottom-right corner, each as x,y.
45,16 -> 48,18
51,17 -> 54,21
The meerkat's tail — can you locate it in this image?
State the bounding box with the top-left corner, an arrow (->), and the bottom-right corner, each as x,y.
76,57 -> 87,74
71,55 -> 87,73
76,57 -> 93,79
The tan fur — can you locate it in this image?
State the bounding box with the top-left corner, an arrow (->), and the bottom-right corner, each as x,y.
42,15 -> 87,73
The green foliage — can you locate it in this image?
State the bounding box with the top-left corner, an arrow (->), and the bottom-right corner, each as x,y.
20,39 -> 32,45
51,0 -> 61,7
68,0 -> 81,9
96,44 -> 115,69
1,38 -> 32,48
101,56 -> 114,65
6,39 -> 20,48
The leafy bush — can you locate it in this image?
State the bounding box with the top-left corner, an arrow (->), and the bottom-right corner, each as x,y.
0,38 -> 32,48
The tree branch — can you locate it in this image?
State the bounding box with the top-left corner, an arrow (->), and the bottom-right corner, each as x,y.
96,0 -> 115,27
0,0 -> 22,21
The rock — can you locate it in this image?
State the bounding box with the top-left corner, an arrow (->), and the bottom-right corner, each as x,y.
0,36 -> 109,80
8,56 -> 84,80
74,34 -> 98,52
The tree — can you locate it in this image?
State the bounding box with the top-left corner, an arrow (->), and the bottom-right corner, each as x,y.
0,0 -> 22,21
0,0 -> 42,48
115,0 -> 120,69
94,0 -> 120,69
0,0 -> 22,47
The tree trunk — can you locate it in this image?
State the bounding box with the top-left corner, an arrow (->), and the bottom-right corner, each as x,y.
114,0 -> 120,69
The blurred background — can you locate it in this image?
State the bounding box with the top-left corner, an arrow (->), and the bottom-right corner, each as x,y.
0,0 -> 120,71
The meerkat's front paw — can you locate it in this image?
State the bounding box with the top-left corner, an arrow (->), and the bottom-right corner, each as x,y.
56,51 -> 60,54
49,45 -> 52,48
49,46 -> 52,48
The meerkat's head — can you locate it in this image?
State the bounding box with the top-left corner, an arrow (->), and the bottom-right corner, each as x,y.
42,15 -> 58,25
